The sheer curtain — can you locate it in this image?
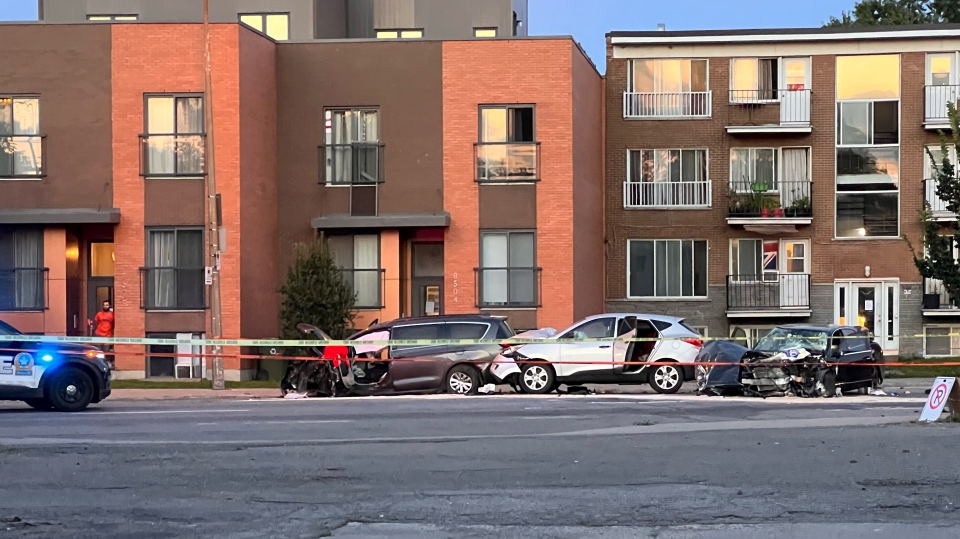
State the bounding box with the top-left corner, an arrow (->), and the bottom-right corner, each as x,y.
730,149 -> 750,192
782,148 -> 809,207
14,230 -> 41,309
13,99 -> 41,176
481,234 -> 508,305
353,235 -> 379,307
150,231 -> 176,308
176,97 -> 204,175
147,97 -> 175,175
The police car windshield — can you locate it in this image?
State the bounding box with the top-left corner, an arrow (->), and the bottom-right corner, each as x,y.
0,320 -> 22,336
754,327 -> 828,353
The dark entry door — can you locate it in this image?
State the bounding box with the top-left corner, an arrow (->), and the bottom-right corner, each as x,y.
87,242 -> 115,335
411,242 -> 443,317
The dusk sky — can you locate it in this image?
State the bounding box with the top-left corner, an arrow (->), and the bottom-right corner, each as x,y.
0,0 -> 857,71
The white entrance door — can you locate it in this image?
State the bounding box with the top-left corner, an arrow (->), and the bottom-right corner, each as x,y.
926,53 -> 957,122
781,58 -> 811,125
779,240 -> 810,308
835,281 -> 900,354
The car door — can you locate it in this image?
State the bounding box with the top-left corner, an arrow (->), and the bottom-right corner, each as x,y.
557,316 -> 617,379
0,333 -> 34,390
837,329 -> 874,385
388,322 -> 454,391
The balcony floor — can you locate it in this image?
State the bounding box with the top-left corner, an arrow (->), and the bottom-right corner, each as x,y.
725,124 -> 812,134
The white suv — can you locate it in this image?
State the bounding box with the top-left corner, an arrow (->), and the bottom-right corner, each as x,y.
491,313 -> 703,394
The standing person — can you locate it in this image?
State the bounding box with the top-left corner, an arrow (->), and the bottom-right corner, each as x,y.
88,300 -> 115,370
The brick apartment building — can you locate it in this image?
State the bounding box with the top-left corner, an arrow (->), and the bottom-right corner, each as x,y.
0,0 -> 603,380
604,24 -> 960,359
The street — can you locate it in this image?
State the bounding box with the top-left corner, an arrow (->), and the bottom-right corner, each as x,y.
0,392 -> 958,538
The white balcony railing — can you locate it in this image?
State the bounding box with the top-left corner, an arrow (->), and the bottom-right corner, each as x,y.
924,178 -> 957,220
623,91 -> 712,119
925,85 -> 960,125
623,180 -> 712,209
728,88 -> 811,126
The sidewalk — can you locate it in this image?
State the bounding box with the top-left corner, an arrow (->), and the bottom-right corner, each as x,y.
109,388 -> 280,400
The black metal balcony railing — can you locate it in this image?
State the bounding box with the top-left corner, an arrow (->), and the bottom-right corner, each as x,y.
139,134 -> 206,177
140,267 -> 206,311
339,268 -> 386,310
728,88 -> 812,126
0,135 -> 45,178
319,143 -> 384,185
728,179 -> 813,219
924,85 -> 960,125
0,268 -> 49,311
475,142 -> 541,182
474,267 -> 542,308
923,277 -> 960,311
726,274 -> 811,311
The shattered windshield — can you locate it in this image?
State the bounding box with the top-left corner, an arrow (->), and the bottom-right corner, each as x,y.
753,327 -> 829,354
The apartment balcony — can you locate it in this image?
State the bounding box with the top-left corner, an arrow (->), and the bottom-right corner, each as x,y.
623,91 -> 712,119
474,267 -> 542,308
726,274 -> 812,318
139,134 -> 206,177
727,179 -> 813,230
0,268 -> 49,311
0,135 -> 45,179
923,278 -> 960,316
339,268 -> 386,310
318,143 -> 385,217
924,178 -> 957,221
924,85 -> 959,129
139,267 -> 206,311
475,142 -> 540,183
623,180 -> 712,209
725,89 -> 812,134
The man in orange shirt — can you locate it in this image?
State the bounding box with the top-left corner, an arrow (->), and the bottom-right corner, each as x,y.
89,300 -> 115,369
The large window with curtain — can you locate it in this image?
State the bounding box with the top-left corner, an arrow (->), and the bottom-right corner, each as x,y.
0,96 -> 43,178
327,234 -> 382,309
627,239 -> 708,299
478,231 -> 538,307
144,228 -> 205,310
0,228 -> 44,311
324,109 -> 381,185
142,95 -> 205,177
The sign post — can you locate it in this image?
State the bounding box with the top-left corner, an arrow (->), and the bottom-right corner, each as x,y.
919,377 -> 960,422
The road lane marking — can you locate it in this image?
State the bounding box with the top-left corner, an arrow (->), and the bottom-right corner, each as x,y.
89,409 -> 250,415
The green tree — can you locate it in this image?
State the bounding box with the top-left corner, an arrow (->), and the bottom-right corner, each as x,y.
907,105 -> 960,308
825,0 -> 960,26
279,240 -> 356,341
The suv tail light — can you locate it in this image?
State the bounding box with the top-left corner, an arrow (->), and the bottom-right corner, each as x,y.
682,338 -> 703,348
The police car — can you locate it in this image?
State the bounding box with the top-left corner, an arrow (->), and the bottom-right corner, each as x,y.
0,319 -> 111,412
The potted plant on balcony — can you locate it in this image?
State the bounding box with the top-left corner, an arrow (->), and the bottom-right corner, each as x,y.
773,203 -> 784,218
787,195 -> 811,217
758,195 -> 779,218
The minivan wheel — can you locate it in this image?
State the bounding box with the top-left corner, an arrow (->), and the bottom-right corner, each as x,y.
650,363 -> 683,394
446,365 -> 480,395
519,363 -> 555,394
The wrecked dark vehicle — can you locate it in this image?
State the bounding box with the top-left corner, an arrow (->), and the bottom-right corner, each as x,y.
281,315 -> 514,398
695,325 -> 883,398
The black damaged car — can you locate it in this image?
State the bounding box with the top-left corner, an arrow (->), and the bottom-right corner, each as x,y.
695,325 -> 883,398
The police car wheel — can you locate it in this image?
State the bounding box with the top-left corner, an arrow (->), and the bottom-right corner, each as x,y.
25,398 -> 52,411
47,368 -> 94,412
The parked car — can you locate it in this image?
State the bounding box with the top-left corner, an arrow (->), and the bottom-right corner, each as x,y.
0,319 -> 112,412
281,315 -> 515,397
492,313 -> 703,394
696,324 -> 883,397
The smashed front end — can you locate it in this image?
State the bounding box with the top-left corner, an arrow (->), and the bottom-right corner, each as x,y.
697,340 -> 836,398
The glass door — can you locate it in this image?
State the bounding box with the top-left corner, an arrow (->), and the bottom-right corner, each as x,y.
835,281 -> 899,354
781,57 -> 811,124
779,240 -> 809,308
87,242 -> 114,335
411,242 -> 443,317
926,53 -> 957,122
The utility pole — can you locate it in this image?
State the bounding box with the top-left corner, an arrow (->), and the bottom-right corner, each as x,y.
203,0 -> 225,390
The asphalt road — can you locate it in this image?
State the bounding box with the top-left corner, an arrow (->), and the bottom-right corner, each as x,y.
0,392 -> 958,538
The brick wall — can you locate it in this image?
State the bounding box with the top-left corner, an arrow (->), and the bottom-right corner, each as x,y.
442,39 -> 579,330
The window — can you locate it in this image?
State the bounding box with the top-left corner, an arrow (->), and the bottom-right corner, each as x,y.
927,144 -> 956,178
0,97 -> 42,178
629,59 -> 708,93
730,148 -> 777,191
324,109 -> 380,185
0,228 -> 44,311
479,231 -> 537,307
628,149 -> 706,183
142,95 -> 204,177
376,29 -> 423,39
144,228 -> 205,310
731,239 -> 779,282
87,15 -> 138,21
239,13 -> 289,41
836,55 -> 900,238
327,234 -> 381,309
730,326 -> 773,348
477,106 -> 537,182
446,323 -> 490,340
563,317 -> 616,339
731,58 -> 778,100
924,326 -> 960,357
627,239 -> 707,298
392,324 -> 440,341
474,28 -> 498,37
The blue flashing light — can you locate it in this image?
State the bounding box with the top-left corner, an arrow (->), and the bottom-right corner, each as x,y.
41,354 -> 53,362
